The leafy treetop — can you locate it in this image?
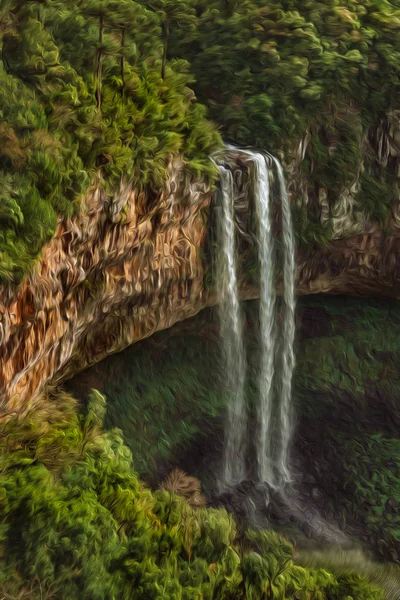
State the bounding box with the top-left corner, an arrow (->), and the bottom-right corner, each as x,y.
0,0 -> 220,283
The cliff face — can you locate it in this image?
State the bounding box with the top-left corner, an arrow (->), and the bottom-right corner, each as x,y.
296,231 -> 400,297
215,150 -> 400,299
0,157 -> 214,415
1,153 -> 400,415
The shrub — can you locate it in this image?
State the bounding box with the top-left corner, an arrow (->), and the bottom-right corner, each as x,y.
0,389 -> 384,599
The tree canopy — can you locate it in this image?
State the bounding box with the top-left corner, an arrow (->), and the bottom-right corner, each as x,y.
0,0 -> 220,283
167,0 -> 400,244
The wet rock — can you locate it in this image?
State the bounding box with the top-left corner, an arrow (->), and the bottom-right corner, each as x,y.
311,487 -> 322,500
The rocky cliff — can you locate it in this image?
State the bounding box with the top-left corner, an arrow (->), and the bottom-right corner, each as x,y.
0,157 -> 213,416
1,152 -> 400,416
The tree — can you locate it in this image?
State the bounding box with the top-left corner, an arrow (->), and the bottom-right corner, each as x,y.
147,0 -> 197,79
0,0 -> 220,282
76,1 -> 114,110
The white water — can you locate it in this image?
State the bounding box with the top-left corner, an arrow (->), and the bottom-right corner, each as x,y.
273,157 -> 296,486
213,148 -> 296,491
213,163 -> 247,487
252,153 -> 277,487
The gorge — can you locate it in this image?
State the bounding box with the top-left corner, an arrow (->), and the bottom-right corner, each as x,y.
2,148 -> 400,416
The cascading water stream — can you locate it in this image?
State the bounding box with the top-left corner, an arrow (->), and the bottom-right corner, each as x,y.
213,148 -> 296,492
272,157 -> 296,487
252,153 -> 277,488
212,155 -> 351,546
213,162 -> 247,488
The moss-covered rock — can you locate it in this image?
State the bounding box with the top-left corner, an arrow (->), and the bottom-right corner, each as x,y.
294,296 -> 400,565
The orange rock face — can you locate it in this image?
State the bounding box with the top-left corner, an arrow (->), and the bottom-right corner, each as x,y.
1,155 -> 400,417
0,158 -> 215,416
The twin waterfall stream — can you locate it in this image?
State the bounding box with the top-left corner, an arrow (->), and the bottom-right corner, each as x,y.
213,149 -> 296,494
212,149 -> 355,548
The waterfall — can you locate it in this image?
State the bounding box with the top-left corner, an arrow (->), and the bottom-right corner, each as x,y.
273,157 -> 296,486
252,154 -> 277,487
213,147 -> 296,492
213,163 -> 247,487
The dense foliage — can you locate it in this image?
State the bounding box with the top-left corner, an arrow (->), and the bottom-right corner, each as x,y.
102,328 -> 224,478
2,0 -> 400,280
295,296 -> 400,565
168,0 -> 400,244
0,0 -> 220,282
297,547 -> 400,600
69,298 -> 400,569
2,2 -> 400,595
306,430 -> 400,564
296,297 -> 400,404
0,389 -> 384,599
68,317 -> 226,478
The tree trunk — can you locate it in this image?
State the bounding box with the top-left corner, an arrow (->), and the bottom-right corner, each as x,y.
161,20 -> 169,80
120,29 -> 125,97
96,15 -> 104,110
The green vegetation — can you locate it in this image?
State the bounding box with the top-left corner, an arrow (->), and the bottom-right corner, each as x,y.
296,547 -> 400,600
100,327 -> 225,478
0,389 -> 384,599
68,298 -> 400,569
296,296 -> 400,409
0,0 -> 220,283
2,0 -> 400,589
2,0 -> 400,280
168,0 -> 400,244
295,297 -> 400,564
309,430 -> 400,564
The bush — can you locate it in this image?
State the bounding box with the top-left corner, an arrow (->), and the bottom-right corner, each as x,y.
0,389 -> 384,599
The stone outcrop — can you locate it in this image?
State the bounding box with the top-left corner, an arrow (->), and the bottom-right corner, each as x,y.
296,229 -> 400,298
1,152 -> 400,416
